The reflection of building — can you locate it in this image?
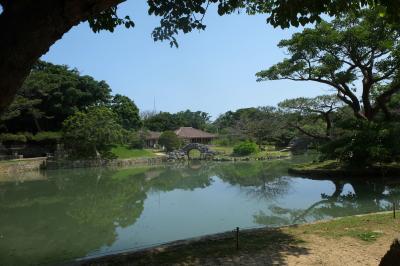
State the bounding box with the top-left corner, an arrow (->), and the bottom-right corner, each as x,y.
144,127 -> 217,148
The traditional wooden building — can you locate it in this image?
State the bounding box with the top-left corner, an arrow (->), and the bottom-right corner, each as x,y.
144,131 -> 161,148
174,127 -> 217,144
144,127 -> 217,148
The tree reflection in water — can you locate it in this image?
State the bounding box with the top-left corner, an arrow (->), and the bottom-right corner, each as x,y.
0,165 -> 213,265
0,158 -> 399,265
253,177 -> 400,226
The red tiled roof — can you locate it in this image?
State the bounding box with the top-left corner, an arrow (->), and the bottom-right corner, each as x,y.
174,127 -> 217,139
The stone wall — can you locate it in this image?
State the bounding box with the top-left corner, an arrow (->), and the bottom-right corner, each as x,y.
44,156 -> 167,170
0,157 -> 46,175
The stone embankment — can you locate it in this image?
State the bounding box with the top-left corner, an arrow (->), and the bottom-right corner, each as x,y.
212,155 -> 290,162
0,156 -> 167,174
44,156 -> 167,170
0,157 -> 46,174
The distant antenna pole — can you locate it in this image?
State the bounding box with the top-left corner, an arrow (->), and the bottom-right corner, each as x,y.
153,96 -> 156,113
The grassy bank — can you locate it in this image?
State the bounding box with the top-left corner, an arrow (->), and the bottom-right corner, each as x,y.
111,146 -> 158,159
289,160 -> 400,177
210,145 -> 290,161
83,212 -> 399,265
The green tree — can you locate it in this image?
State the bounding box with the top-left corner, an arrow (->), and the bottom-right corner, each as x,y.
257,9 -> 400,121
143,112 -> 178,132
0,94 -> 43,132
110,94 -> 141,130
62,106 -> 123,158
174,110 -> 211,130
3,1 -> 400,114
320,120 -> 400,166
158,131 -> 181,152
278,95 -> 342,140
214,107 -> 292,147
1,61 -> 112,133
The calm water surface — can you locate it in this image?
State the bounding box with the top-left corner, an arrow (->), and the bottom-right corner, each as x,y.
1,155 -> 399,265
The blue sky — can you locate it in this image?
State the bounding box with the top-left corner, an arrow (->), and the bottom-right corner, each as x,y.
42,1 -> 332,119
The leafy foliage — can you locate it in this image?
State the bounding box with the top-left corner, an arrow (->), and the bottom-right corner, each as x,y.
320,120 -> 400,166
278,95 -> 342,140
233,141 -> 259,156
257,9 -> 400,121
143,112 -> 178,132
1,61 -> 111,133
174,110 -> 210,130
31,131 -> 61,145
143,110 -> 210,132
84,1 -> 400,47
0,133 -> 27,144
111,94 -> 142,130
214,107 -> 294,147
158,131 -> 181,152
124,130 -> 145,149
62,107 -> 123,159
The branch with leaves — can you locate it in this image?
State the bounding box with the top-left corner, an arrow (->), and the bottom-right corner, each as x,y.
257,9 -> 400,121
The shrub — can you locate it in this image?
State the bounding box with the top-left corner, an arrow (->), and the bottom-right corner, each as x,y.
31,131 -> 61,144
125,131 -> 145,149
320,120 -> 400,166
159,131 -> 181,152
0,133 -> 27,144
62,106 -> 123,159
233,141 -> 259,156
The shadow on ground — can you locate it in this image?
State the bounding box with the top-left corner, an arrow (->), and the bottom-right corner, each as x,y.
81,227 -> 310,265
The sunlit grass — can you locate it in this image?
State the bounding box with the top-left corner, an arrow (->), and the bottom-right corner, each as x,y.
111,146 -> 157,159
295,213 -> 395,242
210,145 -> 290,158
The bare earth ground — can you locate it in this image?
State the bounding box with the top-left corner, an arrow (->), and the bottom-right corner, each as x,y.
83,213 -> 400,266
284,235 -> 387,266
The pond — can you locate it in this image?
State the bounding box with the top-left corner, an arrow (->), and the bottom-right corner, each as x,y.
0,155 -> 399,265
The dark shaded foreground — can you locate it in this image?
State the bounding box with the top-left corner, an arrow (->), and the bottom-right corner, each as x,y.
79,228 -> 309,266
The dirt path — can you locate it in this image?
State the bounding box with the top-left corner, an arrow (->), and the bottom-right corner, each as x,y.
284,235 -> 388,266
164,235 -> 392,266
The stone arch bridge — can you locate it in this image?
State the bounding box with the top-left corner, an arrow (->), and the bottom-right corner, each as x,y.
181,143 -> 215,160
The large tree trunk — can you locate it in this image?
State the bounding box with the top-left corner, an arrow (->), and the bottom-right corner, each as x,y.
0,0 -> 123,114
323,112 -> 332,139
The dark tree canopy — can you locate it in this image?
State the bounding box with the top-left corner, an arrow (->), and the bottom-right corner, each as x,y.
143,112 -> 179,132
143,110 -> 211,132
110,94 -> 141,130
257,9 -> 400,121
2,0 -> 400,114
174,110 -> 211,130
1,61 -> 111,133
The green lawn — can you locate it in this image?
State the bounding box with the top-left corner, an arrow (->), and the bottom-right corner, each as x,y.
209,145 -> 233,155
250,150 -> 290,158
293,213 -> 392,242
188,149 -> 201,159
210,145 -> 290,159
111,146 -> 157,159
